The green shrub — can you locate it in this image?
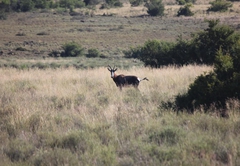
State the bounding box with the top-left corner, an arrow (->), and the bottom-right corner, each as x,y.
49,50 -> 61,57
125,36 -> 194,67
84,0 -> 100,6
34,0 -> 50,9
191,19 -> 239,65
129,0 -> 143,6
145,0 -> 164,16
86,48 -> 100,58
36,31 -> 49,35
177,3 -> 194,16
207,0 -> 232,12
105,0 -> 123,7
135,20 -> 239,67
0,10 -> 7,20
123,46 -> 142,59
18,0 -> 35,12
0,0 -> 86,12
16,47 -> 27,51
61,41 -> 84,57
171,36 -> 194,65
138,40 -> 174,67
175,41 -> 240,113
176,0 -> 196,5
59,0 -> 85,8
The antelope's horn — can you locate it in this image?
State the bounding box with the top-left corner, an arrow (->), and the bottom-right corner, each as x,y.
108,65 -> 112,71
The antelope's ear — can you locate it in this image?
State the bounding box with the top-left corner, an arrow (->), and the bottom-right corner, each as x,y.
107,65 -> 112,71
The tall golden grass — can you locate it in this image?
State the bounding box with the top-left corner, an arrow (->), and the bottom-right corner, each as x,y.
1,65 -> 240,165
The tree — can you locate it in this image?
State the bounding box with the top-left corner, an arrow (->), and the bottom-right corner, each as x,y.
145,0 -> 164,16
207,0 -> 232,12
191,19 -> 239,64
177,3 -> 194,16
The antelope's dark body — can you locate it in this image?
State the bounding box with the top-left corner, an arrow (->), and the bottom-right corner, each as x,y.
113,75 -> 140,88
108,65 -> 148,90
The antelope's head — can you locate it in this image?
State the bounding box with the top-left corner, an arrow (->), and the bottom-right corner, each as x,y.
107,65 -> 117,78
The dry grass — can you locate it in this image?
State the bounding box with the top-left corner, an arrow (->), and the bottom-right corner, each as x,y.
1,65 -> 240,165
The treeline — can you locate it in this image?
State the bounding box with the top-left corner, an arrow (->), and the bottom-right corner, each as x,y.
0,0 -> 164,16
0,0 -> 88,12
126,19 -> 240,115
0,0 -> 236,17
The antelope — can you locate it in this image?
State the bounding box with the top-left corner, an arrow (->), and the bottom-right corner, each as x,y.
107,65 -> 149,90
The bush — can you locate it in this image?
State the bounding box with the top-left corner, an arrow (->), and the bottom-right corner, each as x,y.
123,46 -> 142,59
18,0 -> 35,12
59,0 -> 85,8
86,48 -> 100,58
105,0 -> 123,7
177,3 -> 194,16
207,0 -> 232,12
175,42 -> 240,113
16,47 -> 27,51
174,26 -> 240,112
191,19 -> 239,65
0,0 -> 86,12
49,50 -> 61,57
61,42 -> 84,57
176,0 -> 196,5
129,0 -> 144,6
145,0 -> 164,16
171,36 -> 194,65
126,37 -> 193,67
34,0 -> 50,9
0,10 -> 7,20
36,31 -> 49,35
126,20 -> 239,68
138,40 -> 174,67
84,0 -> 100,6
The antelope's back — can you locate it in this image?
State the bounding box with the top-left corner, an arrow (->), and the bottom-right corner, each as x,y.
124,75 -> 139,85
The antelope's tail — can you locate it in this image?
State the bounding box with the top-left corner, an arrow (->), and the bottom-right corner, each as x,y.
140,77 -> 149,81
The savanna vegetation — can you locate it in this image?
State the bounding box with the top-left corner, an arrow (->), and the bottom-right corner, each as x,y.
1,66 -> 240,165
0,0 -> 240,165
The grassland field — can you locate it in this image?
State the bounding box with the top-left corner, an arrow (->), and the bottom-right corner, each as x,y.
1,65 -> 240,165
0,1 -> 240,165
